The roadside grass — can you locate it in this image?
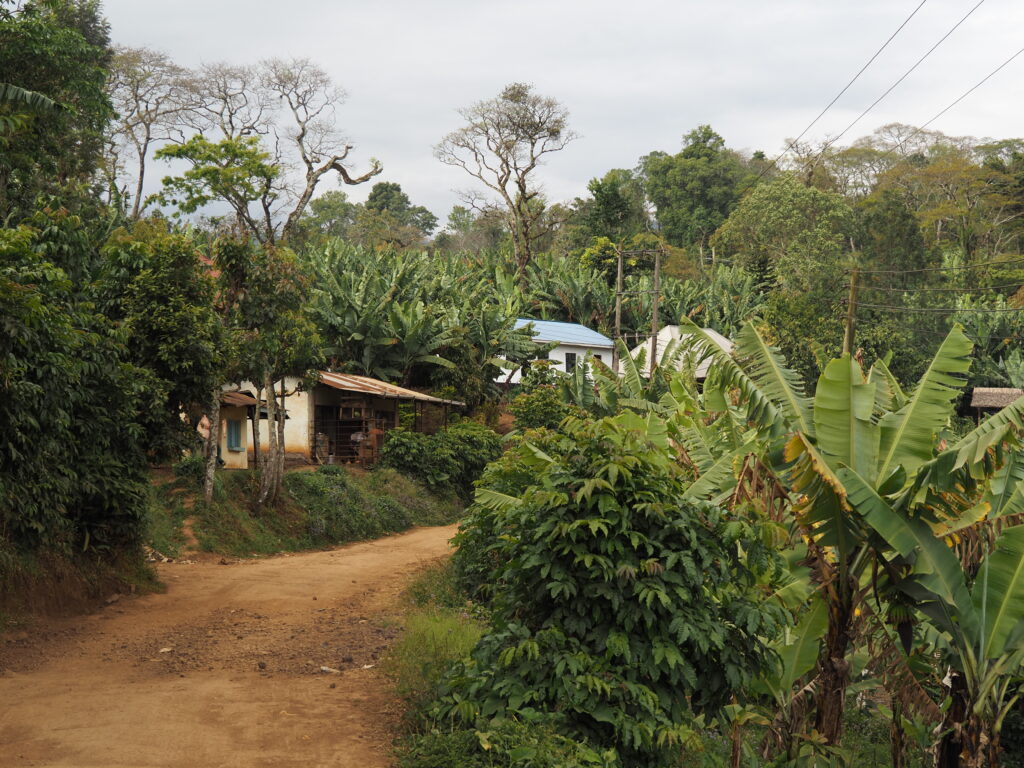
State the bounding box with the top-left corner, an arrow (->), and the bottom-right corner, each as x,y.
385,560 -> 484,717
145,463 -> 462,558
0,538 -> 159,624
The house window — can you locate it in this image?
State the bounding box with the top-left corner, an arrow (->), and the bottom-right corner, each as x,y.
594,354 -> 602,363
226,418 -> 243,452
564,352 -> 578,370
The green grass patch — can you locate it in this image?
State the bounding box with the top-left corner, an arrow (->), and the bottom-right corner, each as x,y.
386,607 -> 484,713
144,464 -> 462,558
143,484 -> 188,557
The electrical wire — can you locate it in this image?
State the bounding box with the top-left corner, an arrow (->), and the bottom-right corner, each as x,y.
822,0 -> 985,149
850,258 -> 1024,275
894,44 -> 1024,153
858,302 -> 1024,313
859,282 -> 1024,293
742,0 -> 930,189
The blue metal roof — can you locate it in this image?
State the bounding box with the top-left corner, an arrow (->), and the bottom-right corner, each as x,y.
515,318 -> 614,348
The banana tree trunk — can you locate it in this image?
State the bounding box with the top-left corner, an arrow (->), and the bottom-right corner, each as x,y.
814,574 -> 854,745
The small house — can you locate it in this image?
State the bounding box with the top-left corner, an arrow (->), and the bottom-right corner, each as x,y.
508,319 -> 614,384
629,326 -> 732,379
970,387 -> 1024,422
223,372 -> 464,469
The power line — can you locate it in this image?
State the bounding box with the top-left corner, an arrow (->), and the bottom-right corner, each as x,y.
822,0 -> 985,150
859,302 -> 1024,313
859,282 -> 1023,293
895,44 -> 1024,152
850,258 -> 1024,275
743,0 -> 930,189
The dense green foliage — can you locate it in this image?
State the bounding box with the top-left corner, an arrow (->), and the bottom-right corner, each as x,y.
441,414 -> 788,766
147,465 -> 460,558
379,421 -> 503,501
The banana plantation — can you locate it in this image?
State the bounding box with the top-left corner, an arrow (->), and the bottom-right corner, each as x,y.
431,322 -> 1024,768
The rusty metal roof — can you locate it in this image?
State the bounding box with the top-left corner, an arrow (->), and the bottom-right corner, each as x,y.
317,372 -> 465,406
970,387 -> 1024,409
221,391 -> 258,407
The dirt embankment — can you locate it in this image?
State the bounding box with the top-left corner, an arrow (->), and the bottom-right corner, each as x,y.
0,524 -> 458,768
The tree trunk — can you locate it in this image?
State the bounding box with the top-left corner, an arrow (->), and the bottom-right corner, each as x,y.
814,575 -> 854,745
203,391 -> 221,503
273,376 -> 287,502
891,694 -> 907,768
937,671 -> 970,768
252,383 -> 262,475
258,371 -> 277,506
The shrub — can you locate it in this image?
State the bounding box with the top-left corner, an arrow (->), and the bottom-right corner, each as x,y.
439,413 -> 789,766
508,385 -> 569,430
284,466 -> 413,542
172,454 -> 206,488
397,720 -> 616,768
452,428 -> 562,601
380,422 -> 502,501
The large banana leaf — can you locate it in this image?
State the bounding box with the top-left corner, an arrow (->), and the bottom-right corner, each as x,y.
840,465 -> 977,639
763,595 -> 828,702
876,326 -> 972,484
733,322 -> 814,437
678,319 -> 788,433
786,434 -> 859,558
813,355 -> 879,482
868,356 -> 907,412
974,525 -> 1024,659
0,83 -> 62,113
985,449 -> 1024,519
685,447 -> 743,500
951,394 -> 1024,472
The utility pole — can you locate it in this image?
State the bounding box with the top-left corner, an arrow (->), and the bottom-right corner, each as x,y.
843,267 -> 860,356
650,247 -> 661,376
612,246 -> 624,373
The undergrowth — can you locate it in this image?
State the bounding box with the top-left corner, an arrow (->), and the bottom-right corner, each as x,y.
0,537 -> 158,626
145,464 -> 461,558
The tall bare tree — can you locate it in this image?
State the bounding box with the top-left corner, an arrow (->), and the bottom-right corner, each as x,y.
435,82 -> 577,272
153,57 -> 380,244
106,46 -> 190,218
260,58 -> 382,241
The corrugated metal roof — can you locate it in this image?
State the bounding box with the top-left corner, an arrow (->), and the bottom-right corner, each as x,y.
971,387 -> 1024,409
515,318 -> 614,348
221,391 -> 258,407
318,372 -> 465,406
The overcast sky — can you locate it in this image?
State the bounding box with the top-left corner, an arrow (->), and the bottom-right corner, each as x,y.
102,0 -> 1023,222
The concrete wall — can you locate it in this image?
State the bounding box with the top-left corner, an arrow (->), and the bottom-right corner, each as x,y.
218,405 -> 250,469
230,376 -> 313,462
506,343 -> 613,384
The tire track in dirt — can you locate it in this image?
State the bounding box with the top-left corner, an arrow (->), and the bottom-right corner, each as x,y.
0,524 -> 458,768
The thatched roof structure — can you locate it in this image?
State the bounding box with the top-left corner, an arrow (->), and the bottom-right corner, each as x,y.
970,387 -> 1024,409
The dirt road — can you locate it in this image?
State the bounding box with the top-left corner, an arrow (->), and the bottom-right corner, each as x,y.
0,524 -> 458,768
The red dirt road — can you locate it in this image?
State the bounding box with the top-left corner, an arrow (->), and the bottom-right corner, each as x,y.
0,525 -> 458,768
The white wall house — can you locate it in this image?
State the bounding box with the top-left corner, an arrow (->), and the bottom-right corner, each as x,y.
507,319 -> 614,384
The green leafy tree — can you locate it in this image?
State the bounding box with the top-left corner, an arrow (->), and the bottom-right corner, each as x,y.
443,412 -> 788,766
0,0 -> 113,220
101,221 -> 223,461
641,125 -> 748,253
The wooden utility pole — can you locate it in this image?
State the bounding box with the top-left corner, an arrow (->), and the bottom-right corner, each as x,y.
649,247 -> 662,376
612,246 -> 624,373
843,267 -> 860,356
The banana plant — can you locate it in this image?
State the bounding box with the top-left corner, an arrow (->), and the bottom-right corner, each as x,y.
673,319 -> 1024,757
